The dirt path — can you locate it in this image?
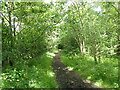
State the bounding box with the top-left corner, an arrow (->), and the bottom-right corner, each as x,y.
52,51 -> 101,88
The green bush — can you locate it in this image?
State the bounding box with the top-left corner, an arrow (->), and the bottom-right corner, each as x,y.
1,53 -> 58,88
1,69 -> 29,88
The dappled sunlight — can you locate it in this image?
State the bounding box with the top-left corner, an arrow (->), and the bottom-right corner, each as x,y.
5,54 -> 59,88
94,82 -> 101,87
2,0 -> 118,88
29,80 -> 37,88
0,76 -> 2,86
46,52 -> 55,58
61,52 -> 119,88
47,71 -> 55,77
66,66 -> 74,71
87,76 -> 92,80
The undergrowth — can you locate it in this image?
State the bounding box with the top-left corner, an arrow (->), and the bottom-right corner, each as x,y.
1,52 -> 58,88
61,52 -> 118,88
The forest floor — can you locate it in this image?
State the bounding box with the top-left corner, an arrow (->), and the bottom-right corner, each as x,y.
52,51 -> 101,88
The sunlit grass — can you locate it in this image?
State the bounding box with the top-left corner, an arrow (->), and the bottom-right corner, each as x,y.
46,52 -> 55,57
47,71 -> 55,77
61,52 -> 118,88
1,53 -> 58,88
27,53 -> 58,88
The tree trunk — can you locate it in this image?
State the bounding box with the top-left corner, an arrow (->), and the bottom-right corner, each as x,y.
94,54 -> 97,64
98,56 -> 100,63
8,8 -> 13,48
116,37 -> 120,55
2,18 -> 4,28
80,41 -> 85,56
92,44 -> 97,64
13,17 -> 16,36
7,3 -> 14,66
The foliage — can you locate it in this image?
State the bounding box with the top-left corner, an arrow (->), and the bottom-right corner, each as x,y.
61,52 -> 118,88
60,2 -> 118,62
1,2 -> 58,88
1,53 -> 58,88
2,69 -> 29,88
1,1 -> 119,88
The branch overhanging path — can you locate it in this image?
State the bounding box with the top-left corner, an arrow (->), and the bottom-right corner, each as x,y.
52,51 -> 100,88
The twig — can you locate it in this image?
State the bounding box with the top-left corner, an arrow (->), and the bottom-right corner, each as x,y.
0,13 -> 9,23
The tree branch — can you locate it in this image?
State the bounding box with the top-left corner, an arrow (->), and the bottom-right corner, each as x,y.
0,13 -> 9,23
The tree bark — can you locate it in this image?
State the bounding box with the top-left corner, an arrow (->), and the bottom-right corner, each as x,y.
8,7 -> 13,48
98,56 -> 100,63
80,41 -> 85,56
13,16 -> 16,37
7,3 -> 14,66
94,54 -> 97,64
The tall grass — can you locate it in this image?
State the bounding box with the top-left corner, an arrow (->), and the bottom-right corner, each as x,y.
1,52 -> 58,88
61,52 -> 118,88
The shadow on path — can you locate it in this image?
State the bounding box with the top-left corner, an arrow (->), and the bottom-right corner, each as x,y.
52,51 -> 101,88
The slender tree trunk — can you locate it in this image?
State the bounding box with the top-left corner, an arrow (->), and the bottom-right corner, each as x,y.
80,42 -> 83,56
8,8 -> 13,48
116,36 -> 120,55
13,17 -> 16,47
13,2 -> 15,37
92,44 -> 98,63
98,56 -> 100,63
117,2 -> 120,55
1,18 -> 4,25
94,53 -> 97,64
7,3 -> 14,66
79,40 -> 85,56
13,17 -> 16,36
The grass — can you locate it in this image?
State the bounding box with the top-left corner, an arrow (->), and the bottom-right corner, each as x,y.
1,52 -> 58,88
61,52 -> 118,88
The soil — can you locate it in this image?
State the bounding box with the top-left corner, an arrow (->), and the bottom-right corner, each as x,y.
52,51 -> 102,89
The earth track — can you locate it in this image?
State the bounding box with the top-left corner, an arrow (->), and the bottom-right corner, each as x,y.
52,51 -> 102,89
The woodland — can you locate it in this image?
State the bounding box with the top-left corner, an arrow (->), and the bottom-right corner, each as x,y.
0,0 -> 119,88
